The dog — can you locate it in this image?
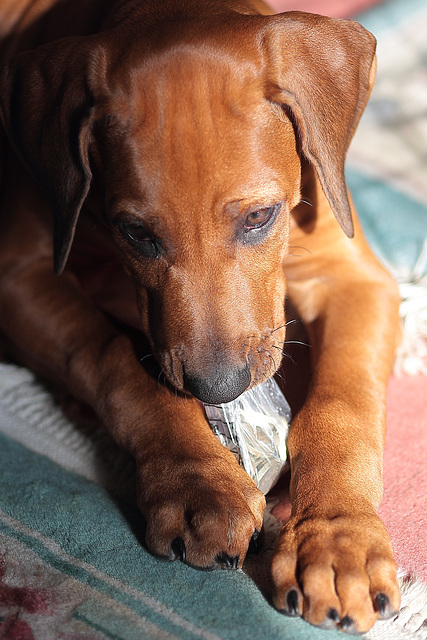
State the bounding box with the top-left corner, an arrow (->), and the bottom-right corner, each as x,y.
0,0 -> 402,633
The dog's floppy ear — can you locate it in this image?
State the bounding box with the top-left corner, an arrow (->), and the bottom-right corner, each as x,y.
0,38 -> 102,273
262,12 -> 376,237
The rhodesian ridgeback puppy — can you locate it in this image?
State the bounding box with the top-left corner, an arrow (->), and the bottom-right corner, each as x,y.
0,0 -> 401,632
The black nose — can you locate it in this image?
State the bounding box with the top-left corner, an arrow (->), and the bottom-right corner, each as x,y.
184,363 -> 251,404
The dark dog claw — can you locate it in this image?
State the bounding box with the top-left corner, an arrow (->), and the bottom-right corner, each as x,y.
248,528 -> 262,554
375,593 -> 392,618
216,552 -> 239,569
171,537 -> 186,562
317,608 -> 340,630
340,615 -> 359,634
283,589 -> 300,617
327,608 -> 340,623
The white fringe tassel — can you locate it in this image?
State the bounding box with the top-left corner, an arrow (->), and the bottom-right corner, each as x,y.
366,571 -> 427,640
394,239 -> 427,376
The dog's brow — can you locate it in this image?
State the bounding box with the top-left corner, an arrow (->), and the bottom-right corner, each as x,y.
110,199 -> 147,219
225,188 -> 286,217
110,200 -> 163,230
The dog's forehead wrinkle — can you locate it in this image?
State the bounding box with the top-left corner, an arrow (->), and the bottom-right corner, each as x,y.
96,57 -> 301,214
130,40 -> 263,125
133,121 -> 293,216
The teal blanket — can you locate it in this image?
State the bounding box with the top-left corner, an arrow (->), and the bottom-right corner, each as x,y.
0,364 -> 325,640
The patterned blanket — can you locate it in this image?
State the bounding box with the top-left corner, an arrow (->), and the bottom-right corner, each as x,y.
1,0 -> 426,638
348,0 -> 427,376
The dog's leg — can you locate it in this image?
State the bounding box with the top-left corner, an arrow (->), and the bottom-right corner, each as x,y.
0,260 -> 265,568
271,176 -> 401,632
0,184 -> 265,570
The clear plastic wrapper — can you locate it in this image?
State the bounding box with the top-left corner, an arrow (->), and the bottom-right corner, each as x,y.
204,377 -> 291,494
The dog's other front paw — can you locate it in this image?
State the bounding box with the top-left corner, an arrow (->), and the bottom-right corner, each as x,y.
271,510 -> 400,633
138,448 -> 265,570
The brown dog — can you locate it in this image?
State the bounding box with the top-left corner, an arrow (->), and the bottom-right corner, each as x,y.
0,0 -> 401,633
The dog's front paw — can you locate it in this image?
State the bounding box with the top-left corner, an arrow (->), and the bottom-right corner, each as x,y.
138,449 -> 265,570
271,510 -> 400,633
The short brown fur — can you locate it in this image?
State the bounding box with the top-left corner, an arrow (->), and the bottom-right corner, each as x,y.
0,0 -> 401,632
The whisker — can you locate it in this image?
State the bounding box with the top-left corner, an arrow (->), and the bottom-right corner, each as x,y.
140,352 -> 156,364
271,340 -> 310,362
267,353 -> 288,384
283,340 -> 311,348
279,350 -> 296,365
157,368 -> 167,389
300,198 -> 313,207
273,368 -> 286,383
270,324 -> 286,335
271,318 -> 300,335
267,353 -> 278,376
288,245 -> 312,255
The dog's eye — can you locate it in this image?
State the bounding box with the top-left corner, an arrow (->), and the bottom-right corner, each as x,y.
244,205 -> 278,232
118,222 -> 160,258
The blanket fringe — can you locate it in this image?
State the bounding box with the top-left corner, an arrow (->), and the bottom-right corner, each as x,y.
394,240 -> 427,376
366,571 -> 427,640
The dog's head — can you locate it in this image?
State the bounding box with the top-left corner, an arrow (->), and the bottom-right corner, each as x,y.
0,10 -> 376,403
